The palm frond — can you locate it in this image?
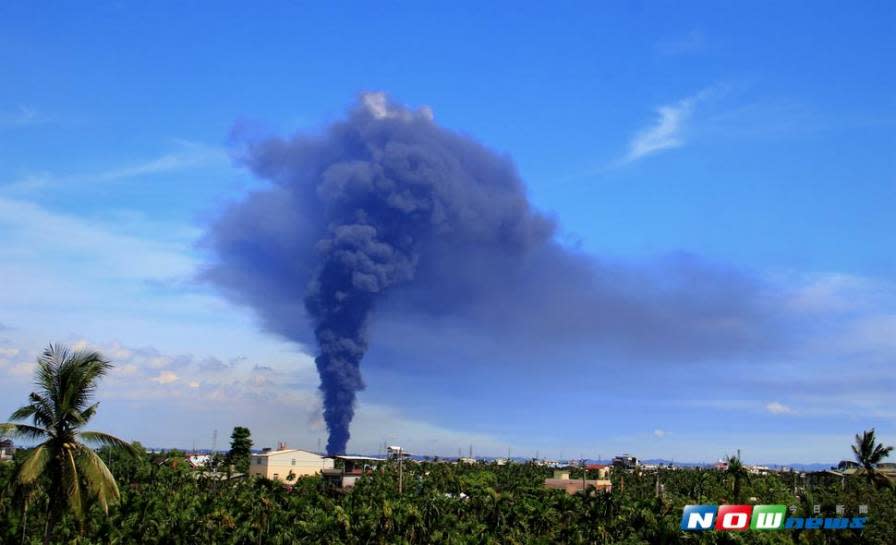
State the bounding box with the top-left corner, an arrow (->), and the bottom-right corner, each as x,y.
26,392 -> 57,428
64,446 -> 83,518
80,431 -> 137,454
16,444 -> 50,486
56,351 -> 110,428
8,404 -> 36,421
0,423 -> 46,440
75,402 -> 100,424
75,445 -> 120,513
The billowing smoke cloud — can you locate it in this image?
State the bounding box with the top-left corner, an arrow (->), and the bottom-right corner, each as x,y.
204,93 -> 776,454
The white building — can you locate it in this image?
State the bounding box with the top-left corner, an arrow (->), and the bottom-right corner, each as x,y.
248,448 -> 333,482
0,438 -> 14,462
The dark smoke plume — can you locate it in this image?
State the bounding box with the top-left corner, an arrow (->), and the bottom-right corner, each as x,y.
204,93 -> 775,454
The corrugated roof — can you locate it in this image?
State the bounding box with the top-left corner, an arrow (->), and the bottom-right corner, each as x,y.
331,455 -> 385,461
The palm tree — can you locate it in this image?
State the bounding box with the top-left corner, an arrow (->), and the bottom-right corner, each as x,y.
0,343 -> 135,543
852,428 -> 893,488
724,455 -> 748,502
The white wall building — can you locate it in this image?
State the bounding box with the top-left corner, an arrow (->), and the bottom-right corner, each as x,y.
248,448 -> 333,482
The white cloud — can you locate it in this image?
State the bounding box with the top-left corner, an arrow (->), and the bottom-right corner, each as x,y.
361,91 -> 433,122
623,88 -> 716,163
766,401 -> 793,415
150,370 -> 179,385
653,429 -> 667,438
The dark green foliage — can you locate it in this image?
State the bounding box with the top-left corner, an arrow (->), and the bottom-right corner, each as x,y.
228,427 -> 253,473
852,429 -> 894,489
1,457 -> 893,544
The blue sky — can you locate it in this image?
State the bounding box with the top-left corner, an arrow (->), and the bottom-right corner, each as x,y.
1,2 -> 894,463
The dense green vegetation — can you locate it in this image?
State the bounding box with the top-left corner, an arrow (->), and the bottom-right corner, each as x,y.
0,450 -> 894,544
1,344 -> 893,544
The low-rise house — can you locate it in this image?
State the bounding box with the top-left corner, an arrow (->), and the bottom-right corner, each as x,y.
323,455 -> 384,489
249,447 -> 334,482
544,470 -> 612,495
0,438 -> 14,462
586,464 -> 611,479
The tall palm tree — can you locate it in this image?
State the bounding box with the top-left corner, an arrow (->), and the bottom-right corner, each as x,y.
0,343 -> 135,542
852,428 -> 893,488
724,455 -> 749,502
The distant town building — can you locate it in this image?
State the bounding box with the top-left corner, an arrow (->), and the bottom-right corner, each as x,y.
544,470 -> 612,495
612,454 -> 639,470
876,462 -> 896,478
0,438 -> 14,462
248,447 -> 334,482
187,454 -> 211,468
586,464 -> 611,479
386,445 -> 412,460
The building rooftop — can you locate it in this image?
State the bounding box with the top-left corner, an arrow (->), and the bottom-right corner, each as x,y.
254,448 -> 322,457
330,455 -> 386,462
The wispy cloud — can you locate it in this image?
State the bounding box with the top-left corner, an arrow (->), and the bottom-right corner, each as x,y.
1,140 -> 227,193
94,142 -> 225,181
0,105 -> 48,128
766,401 -> 794,415
622,87 -> 719,164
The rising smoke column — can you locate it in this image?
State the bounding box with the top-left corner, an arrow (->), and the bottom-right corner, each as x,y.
209,93 -> 554,454
205,92 -> 773,455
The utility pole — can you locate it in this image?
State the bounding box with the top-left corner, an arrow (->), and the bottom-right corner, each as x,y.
582,457 -> 586,492
398,446 -> 403,495
212,429 -> 218,453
